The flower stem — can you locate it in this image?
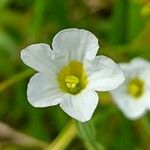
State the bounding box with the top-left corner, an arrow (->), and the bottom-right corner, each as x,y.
46,120 -> 77,150
76,121 -> 105,150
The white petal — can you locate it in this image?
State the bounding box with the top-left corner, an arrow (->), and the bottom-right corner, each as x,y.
119,63 -> 128,74
120,58 -> 150,78
142,92 -> 150,110
52,28 -> 99,61
111,83 -> 147,120
110,57 -> 150,119
139,70 -> 150,110
21,43 -> 58,73
27,73 -> 62,107
141,84 -> 150,110
131,57 -> 150,68
60,90 -> 99,122
87,55 -> 125,91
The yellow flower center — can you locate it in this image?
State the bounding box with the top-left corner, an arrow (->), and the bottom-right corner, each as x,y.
127,78 -> 144,99
65,75 -> 79,88
57,61 -> 88,95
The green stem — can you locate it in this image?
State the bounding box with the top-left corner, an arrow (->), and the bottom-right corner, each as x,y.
76,121 -> 105,150
46,120 -> 77,150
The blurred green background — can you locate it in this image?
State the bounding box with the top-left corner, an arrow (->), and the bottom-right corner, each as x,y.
0,0 -> 150,150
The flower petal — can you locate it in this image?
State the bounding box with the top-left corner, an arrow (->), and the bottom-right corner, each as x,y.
140,72 -> 150,110
21,43 -> 58,73
131,57 -> 150,69
27,73 -> 62,107
142,91 -> 150,110
87,55 -> 125,91
52,28 -> 99,61
111,58 -> 150,119
60,90 -> 99,122
111,84 -> 147,119
120,58 -> 150,78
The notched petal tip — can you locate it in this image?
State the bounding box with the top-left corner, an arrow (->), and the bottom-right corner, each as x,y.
60,90 -> 98,122
20,43 -> 56,73
52,28 -> 99,60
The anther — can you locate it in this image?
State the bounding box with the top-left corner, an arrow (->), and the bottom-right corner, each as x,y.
65,75 -> 79,88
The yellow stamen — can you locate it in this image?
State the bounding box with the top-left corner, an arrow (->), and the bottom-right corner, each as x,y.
127,78 -> 144,99
65,75 -> 79,88
57,61 -> 88,95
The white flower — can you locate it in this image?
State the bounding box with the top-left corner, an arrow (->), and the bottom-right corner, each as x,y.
111,58 -> 150,120
21,28 -> 124,122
